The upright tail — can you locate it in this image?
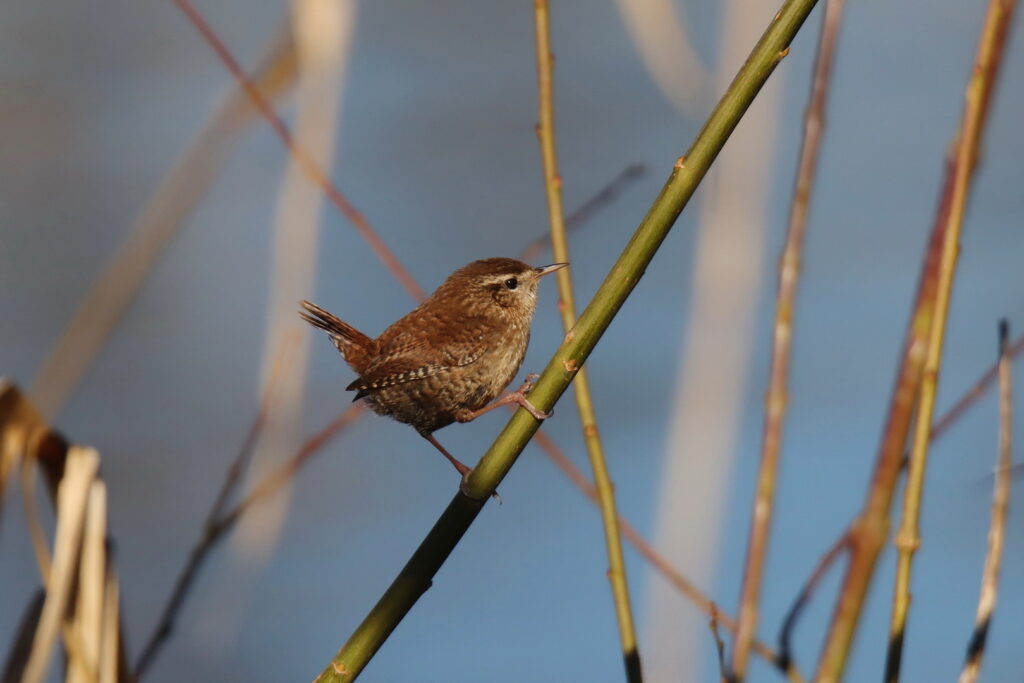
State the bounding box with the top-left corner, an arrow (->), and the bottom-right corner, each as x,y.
299,300 -> 376,372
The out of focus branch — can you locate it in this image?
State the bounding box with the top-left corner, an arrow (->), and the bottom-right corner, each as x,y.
30,23 -> 298,421
730,0 -> 847,677
778,331 -> 1024,669
0,384 -> 126,683
520,164 -> 646,263
133,403 -> 365,680
817,0 -> 1017,679
172,0 -> 425,301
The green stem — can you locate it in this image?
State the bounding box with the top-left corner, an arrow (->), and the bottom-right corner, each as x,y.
313,1 -> 820,679
533,0 -> 641,679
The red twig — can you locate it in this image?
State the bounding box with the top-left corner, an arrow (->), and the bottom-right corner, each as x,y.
171,0 -> 425,302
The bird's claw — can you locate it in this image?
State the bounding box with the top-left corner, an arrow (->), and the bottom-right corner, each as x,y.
517,395 -> 552,421
516,373 -> 541,394
514,374 -> 551,420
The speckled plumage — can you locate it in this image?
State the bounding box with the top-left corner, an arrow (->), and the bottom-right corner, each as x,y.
300,257 -> 565,475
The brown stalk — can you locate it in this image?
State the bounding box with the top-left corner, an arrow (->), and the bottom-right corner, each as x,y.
729,0 -> 847,677
957,321 -> 1012,683
23,447 -> 98,683
816,1 -> 1017,679
885,1 -> 1017,678
0,383 -> 131,683
812,156 -> 947,682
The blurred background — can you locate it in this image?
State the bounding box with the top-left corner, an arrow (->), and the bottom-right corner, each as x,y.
2,0 -> 1022,680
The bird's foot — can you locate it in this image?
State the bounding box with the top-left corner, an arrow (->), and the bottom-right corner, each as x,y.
520,373 -> 540,390
511,373 -> 551,420
507,385 -> 552,420
453,376 -> 552,423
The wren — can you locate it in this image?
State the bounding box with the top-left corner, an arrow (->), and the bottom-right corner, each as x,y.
300,257 -> 567,481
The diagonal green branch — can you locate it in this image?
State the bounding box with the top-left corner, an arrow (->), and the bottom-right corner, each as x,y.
312,1 -> 821,679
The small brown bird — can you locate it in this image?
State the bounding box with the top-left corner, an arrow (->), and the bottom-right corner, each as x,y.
300,257 -> 567,479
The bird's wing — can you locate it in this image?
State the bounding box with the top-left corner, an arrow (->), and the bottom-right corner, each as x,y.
345,312 -> 496,396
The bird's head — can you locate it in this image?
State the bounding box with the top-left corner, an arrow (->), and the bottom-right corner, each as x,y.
438,257 -> 568,320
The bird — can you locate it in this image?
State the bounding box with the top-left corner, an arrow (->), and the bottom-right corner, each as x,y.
300,257 -> 567,481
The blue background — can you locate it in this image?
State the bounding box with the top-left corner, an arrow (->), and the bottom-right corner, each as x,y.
2,0 -> 1022,680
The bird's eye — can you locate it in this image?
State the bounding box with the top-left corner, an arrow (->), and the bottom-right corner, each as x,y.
504,277 -> 518,290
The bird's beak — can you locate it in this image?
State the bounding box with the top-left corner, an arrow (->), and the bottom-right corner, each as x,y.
535,263 -> 569,277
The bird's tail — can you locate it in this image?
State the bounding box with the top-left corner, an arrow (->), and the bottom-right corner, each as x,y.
299,300 -> 375,371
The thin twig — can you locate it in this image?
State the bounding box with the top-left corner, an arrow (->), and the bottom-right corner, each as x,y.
931,332 -> 1024,440
776,531 -> 850,669
729,0 -> 846,678
710,608 -> 729,683
532,1 -> 641,680
132,338 -> 299,679
133,404 -> 363,680
313,1 -> 822,678
957,321 -> 1013,683
171,0 -> 425,302
213,404 -> 365,533
816,1 -> 1018,679
520,164 -> 647,263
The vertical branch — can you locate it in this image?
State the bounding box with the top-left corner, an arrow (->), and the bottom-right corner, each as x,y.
883,1 -> 1017,679
729,0 -> 847,677
957,321 -> 1013,683
532,1 -> 642,680
816,0 -> 1018,679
